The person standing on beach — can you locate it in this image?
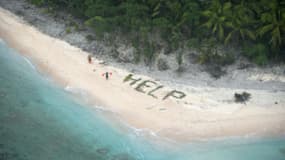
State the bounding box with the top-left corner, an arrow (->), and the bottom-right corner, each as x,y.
105,72 -> 109,80
102,72 -> 112,80
88,55 -> 92,64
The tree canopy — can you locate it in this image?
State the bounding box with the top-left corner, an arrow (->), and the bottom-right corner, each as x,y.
29,0 -> 285,65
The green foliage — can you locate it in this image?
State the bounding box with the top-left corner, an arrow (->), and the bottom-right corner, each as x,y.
234,92 -> 251,103
187,38 -> 199,47
242,43 -> 269,66
69,21 -> 79,31
27,0 -> 285,65
201,0 -> 284,63
256,0 -> 285,51
196,38 -> 216,64
143,41 -> 155,65
65,27 -> 72,34
197,52 -> 234,66
29,0 -> 45,6
41,8 -> 52,15
224,1 -> 256,44
177,52 -> 183,66
84,16 -> 112,37
85,35 -> 94,41
195,38 -> 234,66
202,0 -> 232,41
131,36 -> 142,63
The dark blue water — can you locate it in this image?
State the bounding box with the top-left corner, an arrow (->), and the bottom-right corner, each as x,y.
0,39 -> 285,160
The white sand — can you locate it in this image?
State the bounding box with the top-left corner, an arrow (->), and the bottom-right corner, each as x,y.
1,8 -> 285,141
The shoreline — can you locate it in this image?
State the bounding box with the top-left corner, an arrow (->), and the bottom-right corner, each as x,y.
1,7 -> 285,142
2,0 -> 285,91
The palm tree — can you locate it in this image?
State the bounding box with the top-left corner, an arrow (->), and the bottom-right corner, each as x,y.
256,0 -> 285,50
202,0 -> 232,41
224,0 -> 256,44
179,1 -> 201,35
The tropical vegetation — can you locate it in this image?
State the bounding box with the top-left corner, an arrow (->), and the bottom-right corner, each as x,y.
28,0 -> 285,65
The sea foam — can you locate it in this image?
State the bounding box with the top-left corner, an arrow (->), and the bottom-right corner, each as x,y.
23,56 -> 37,70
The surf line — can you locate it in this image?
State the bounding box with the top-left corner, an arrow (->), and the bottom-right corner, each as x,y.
123,74 -> 186,100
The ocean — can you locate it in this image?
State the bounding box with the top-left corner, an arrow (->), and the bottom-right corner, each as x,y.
0,39 -> 285,160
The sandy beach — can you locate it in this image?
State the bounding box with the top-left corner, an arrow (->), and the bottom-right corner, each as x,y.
1,7 -> 285,141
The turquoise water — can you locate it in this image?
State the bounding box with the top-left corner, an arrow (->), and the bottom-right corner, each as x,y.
0,39 -> 285,160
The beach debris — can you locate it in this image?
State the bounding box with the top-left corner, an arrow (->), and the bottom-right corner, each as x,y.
234,92 -> 251,103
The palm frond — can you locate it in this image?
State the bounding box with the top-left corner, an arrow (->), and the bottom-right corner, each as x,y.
257,24 -> 274,36
225,31 -> 234,44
